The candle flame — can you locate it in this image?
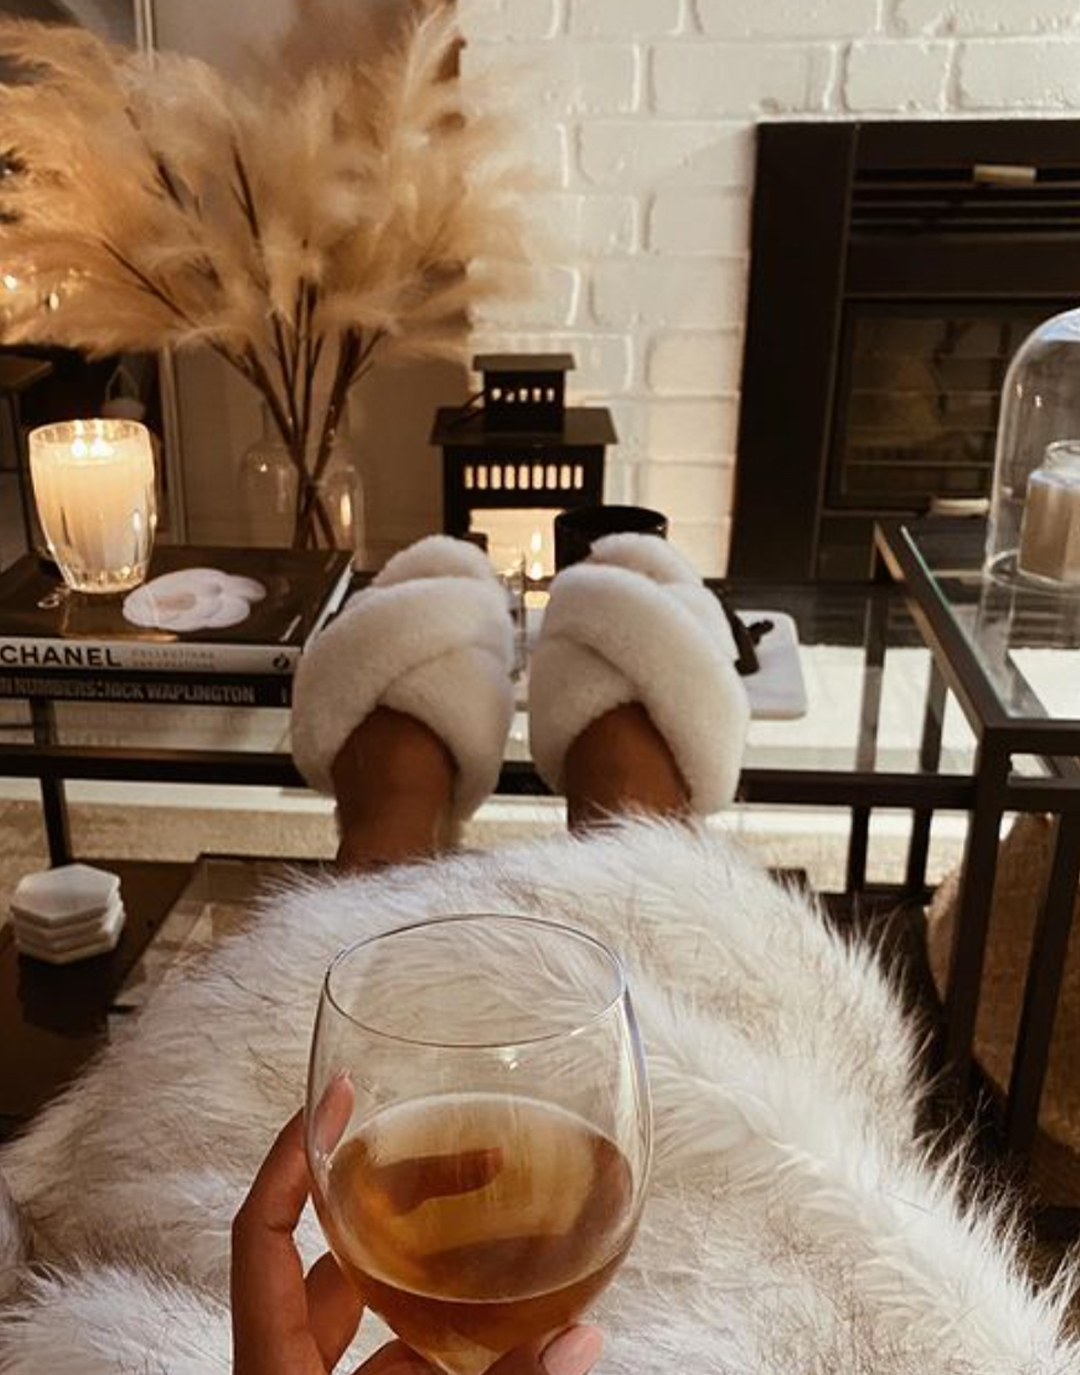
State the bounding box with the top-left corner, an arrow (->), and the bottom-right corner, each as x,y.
528,527 -> 545,580
70,434 -> 115,460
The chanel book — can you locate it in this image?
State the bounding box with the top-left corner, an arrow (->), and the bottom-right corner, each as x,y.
0,547 -> 353,676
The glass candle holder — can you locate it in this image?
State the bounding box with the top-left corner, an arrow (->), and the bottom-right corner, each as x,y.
986,306 -> 1080,592
1017,440 -> 1080,587
29,418 -> 157,594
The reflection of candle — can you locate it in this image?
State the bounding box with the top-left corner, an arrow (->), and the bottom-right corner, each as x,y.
0,267 -> 66,326
528,528 -> 545,581
0,271 -> 34,330
29,418 -> 157,594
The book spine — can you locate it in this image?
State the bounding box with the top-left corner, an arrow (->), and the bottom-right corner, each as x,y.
308,565 -> 356,639
0,670 -> 292,708
0,638 -> 300,675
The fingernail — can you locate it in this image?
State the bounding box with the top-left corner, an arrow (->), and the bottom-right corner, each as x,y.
541,1326 -> 604,1375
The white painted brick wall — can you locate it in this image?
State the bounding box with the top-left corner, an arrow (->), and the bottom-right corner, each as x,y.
895,1 -> 1080,36
648,399 -> 739,459
591,259 -> 747,328
604,458 -> 641,506
846,40 -> 952,110
570,0 -> 685,39
647,190 -> 751,255
534,194 -> 640,255
697,0 -> 882,40
647,330 -> 743,394
516,121 -> 571,188
578,121 -> 752,187
466,0 -> 561,41
481,264 -> 581,328
651,43 -> 836,116
959,38 -> 1080,107
461,41 -> 640,115
641,460 -> 734,523
461,0 -> 1080,573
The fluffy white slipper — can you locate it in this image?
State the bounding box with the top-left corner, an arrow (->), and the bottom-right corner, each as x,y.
529,534 -> 750,813
291,535 -> 515,822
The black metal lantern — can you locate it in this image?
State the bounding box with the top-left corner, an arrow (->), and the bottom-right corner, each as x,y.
431,353 -> 617,539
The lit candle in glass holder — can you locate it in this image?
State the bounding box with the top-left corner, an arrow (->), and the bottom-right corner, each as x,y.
1017,440 -> 1080,587
29,418 -> 157,594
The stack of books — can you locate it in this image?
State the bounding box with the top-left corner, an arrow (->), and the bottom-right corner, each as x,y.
0,546 -> 353,708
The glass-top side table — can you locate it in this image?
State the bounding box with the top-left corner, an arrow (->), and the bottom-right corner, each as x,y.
884,519 -> 1080,726
876,518 -> 1080,1162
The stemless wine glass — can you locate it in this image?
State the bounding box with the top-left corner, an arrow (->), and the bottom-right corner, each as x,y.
306,914 -> 651,1375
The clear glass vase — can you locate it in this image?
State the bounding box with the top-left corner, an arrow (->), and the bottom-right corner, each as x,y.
297,400 -> 363,560
238,405 -> 299,548
986,306 -> 1080,593
240,402 -> 365,555
311,447 -> 364,559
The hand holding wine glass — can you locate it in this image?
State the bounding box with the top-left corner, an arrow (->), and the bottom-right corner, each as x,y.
231,1110 -> 606,1375
304,914 -> 652,1375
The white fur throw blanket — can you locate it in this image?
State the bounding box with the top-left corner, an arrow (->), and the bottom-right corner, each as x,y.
0,820 -> 1076,1374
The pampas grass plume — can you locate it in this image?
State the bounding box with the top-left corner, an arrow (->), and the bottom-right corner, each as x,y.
0,2 -> 534,545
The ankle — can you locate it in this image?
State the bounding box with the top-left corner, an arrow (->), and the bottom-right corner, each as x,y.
564,703 -> 690,831
331,708 -> 456,869
334,810 -> 453,871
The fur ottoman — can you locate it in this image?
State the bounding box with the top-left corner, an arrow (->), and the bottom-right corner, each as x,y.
0,821 -> 1075,1374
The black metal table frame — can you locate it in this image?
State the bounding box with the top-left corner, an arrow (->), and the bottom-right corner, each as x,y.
1,578 -> 976,873
2,710 -> 976,860
876,520 -> 1080,1159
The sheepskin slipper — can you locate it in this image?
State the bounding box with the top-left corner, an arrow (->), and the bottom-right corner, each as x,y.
529,534 -> 750,812
291,535 -> 515,822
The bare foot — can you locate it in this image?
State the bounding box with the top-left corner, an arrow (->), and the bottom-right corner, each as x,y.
331,707 -> 456,871
564,702 -> 690,831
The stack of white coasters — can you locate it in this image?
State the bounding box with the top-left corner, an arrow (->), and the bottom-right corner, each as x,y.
11,864 -> 126,964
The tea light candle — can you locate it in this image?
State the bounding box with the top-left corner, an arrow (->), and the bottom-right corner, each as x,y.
29,418 -> 157,594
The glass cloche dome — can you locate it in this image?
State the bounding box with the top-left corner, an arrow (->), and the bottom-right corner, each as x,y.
987,306 -> 1080,592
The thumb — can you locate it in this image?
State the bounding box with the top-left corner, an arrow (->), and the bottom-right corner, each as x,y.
487,1326 -> 604,1375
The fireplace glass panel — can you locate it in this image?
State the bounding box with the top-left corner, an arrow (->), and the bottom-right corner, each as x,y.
828,305 -> 1050,511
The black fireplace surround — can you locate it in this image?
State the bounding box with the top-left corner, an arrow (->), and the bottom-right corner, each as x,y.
729,119 -> 1080,580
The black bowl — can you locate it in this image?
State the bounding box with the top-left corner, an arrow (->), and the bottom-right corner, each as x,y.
554,504 -> 668,570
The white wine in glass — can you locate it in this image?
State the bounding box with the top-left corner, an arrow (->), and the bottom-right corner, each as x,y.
306,914 -> 651,1375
